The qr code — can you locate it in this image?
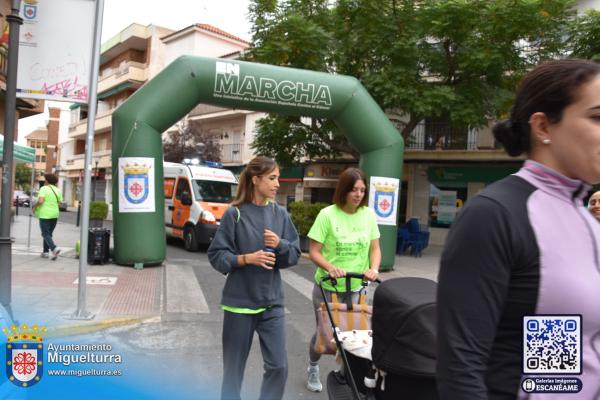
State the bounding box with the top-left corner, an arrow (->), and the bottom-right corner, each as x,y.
523,315 -> 581,374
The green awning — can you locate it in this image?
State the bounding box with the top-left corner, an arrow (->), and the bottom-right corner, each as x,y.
280,166 -> 303,181
428,165 -> 519,184
0,136 -> 35,163
98,82 -> 132,100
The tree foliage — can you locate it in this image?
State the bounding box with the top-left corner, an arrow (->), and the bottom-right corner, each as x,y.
163,117 -> 222,163
15,163 -> 32,191
246,0 -> 575,165
569,10 -> 600,61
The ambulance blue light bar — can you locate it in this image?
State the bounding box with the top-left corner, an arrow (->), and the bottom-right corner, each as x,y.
203,160 -> 223,168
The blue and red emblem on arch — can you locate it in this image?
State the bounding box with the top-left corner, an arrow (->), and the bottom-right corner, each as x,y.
374,190 -> 395,218
124,172 -> 149,204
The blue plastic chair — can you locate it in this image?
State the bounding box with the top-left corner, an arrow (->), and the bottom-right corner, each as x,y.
409,231 -> 430,257
396,227 -> 411,255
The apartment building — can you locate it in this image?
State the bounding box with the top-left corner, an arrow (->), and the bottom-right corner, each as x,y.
59,23 -> 249,209
60,23 -> 174,206
24,127 -> 47,184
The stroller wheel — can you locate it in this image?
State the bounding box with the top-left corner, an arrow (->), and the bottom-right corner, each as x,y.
326,370 -> 366,400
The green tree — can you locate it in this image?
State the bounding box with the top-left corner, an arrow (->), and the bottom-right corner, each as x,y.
15,163 -> 32,192
246,0 -> 574,165
163,116 -> 222,163
569,10 -> 600,61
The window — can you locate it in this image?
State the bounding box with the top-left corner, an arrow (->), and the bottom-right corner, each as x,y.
175,178 -> 191,201
192,180 -> 236,203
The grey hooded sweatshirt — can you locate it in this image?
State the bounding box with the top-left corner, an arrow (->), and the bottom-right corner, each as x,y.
207,202 -> 301,309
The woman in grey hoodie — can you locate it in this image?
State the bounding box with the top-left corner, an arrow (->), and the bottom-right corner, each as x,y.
208,156 -> 301,400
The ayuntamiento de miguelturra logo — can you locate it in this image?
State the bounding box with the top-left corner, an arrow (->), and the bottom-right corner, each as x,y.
3,324 -> 46,387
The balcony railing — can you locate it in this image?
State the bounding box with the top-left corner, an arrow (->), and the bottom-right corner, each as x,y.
406,122 -> 480,150
221,143 -> 242,163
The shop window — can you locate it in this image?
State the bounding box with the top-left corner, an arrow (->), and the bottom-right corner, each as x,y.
429,184 -> 467,228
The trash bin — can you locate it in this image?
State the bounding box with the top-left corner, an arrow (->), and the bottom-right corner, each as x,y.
88,228 -> 110,265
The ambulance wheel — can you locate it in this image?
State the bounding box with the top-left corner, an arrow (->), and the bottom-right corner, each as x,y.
183,227 -> 199,252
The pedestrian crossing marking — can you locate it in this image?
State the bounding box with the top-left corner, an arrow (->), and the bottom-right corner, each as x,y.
280,269 -> 314,300
167,264 -> 210,314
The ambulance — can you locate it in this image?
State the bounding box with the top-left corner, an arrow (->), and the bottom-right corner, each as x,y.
163,161 -> 237,251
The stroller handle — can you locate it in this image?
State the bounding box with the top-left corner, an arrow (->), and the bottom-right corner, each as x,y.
320,272 -> 381,284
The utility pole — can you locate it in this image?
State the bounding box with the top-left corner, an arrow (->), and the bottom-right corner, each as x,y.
0,0 -> 23,310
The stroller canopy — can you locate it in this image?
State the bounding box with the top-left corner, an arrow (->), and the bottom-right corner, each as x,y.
372,277 -> 437,377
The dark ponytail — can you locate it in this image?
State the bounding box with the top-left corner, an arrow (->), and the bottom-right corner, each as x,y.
492,119 -> 530,156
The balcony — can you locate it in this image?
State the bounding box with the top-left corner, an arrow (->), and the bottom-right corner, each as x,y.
68,108 -> 113,139
97,61 -> 147,95
64,149 -> 112,173
221,143 -> 243,163
404,122 -> 511,161
406,122 -> 480,150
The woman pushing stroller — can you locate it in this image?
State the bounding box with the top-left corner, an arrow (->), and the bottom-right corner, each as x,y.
306,167 -> 381,392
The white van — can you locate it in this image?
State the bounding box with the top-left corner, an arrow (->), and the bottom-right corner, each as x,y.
163,162 -> 237,251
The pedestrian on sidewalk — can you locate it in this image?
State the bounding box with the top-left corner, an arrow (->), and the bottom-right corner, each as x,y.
437,59 -> 600,399
305,167 -> 381,392
33,173 -> 63,260
587,190 -> 600,221
207,156 -> 301,400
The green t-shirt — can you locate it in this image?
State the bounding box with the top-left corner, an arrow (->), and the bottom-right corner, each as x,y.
308,204 -> 380,292
36,185 -> 62,219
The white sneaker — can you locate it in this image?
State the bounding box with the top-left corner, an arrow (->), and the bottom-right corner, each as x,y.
40,252 -> 49,258
51,247 -> 61,261
307,365 -> 322,392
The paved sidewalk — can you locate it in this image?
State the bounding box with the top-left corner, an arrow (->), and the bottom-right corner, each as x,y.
1,214 -> 441,337
3,214 -> 162,336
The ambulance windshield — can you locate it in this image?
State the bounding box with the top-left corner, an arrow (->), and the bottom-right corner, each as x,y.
192,180 -> 237,203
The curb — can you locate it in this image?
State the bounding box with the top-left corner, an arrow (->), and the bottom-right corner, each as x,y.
45,315 -> 159,339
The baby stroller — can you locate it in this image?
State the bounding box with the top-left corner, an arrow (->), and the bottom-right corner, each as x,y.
323,276 -> 438,400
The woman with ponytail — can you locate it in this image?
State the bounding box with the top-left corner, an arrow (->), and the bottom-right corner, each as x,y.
208,156 -> 300,400
438,59 -> 600,399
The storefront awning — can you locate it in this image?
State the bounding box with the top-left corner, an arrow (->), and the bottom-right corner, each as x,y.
0,136 -> 35,163
428,166 -> 519,185
280,166 -> 303,182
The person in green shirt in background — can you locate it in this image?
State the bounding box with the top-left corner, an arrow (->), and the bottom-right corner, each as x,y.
33,173 -> 63,260
305,167 -> 381,392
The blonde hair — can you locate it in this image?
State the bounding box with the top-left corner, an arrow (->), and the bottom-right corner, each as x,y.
231,156 -> 278,207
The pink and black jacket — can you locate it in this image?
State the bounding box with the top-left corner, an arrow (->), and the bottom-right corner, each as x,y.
437,160 -> 600,399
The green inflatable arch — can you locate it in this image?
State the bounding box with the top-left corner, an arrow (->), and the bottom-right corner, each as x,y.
112,56 -> 404,269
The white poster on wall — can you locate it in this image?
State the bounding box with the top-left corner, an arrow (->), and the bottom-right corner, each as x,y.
16,0 -> 95,102
118,157 -> 155,213
368,176 -> 400,226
